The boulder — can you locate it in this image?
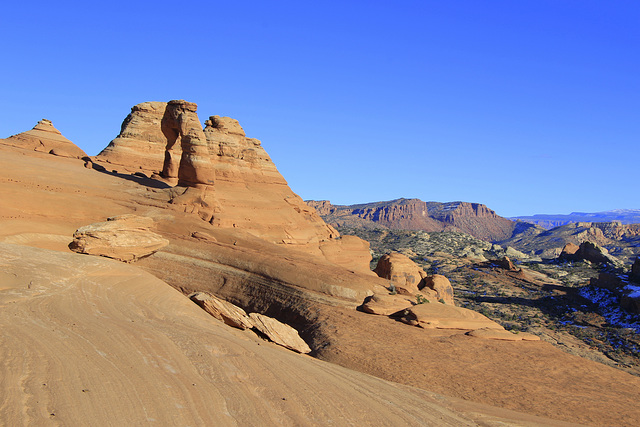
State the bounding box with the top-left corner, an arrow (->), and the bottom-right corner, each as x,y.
374,252 -> 427,294
420,274 -> 455,305
190,292 -> 253,330
248,313 -> 311,354
1,119 -> 88,159
559,241 -> 621,266
493,256 -> 518,271
400,303 -> 504,330
69,215 -> 169,262
360,293 -> 414,316
560,243 -> 580,257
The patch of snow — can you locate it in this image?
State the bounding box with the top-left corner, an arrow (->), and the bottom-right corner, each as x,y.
579,286 -> 640,333
625,284 -> 640,299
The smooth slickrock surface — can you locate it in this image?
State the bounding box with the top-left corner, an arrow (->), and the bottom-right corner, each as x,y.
1,243 -> 507,426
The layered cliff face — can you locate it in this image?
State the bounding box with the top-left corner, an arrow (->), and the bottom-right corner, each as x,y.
306,198 -> 519,242
94,100 -> 371,273
1,119 -> 88,159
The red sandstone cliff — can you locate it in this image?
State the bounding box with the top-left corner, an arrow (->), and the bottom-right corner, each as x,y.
306,198 -> 519,242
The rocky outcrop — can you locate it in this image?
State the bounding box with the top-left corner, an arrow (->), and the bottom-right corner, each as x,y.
69,215 -> 169,262
373,253 -> 455,304
420,275 -> 455,305
160,100 -> 213,187
559,241 -> 622,266
560,243 -> 580,257
97,100 -> 212,187
400,303 -> 504,330
306,198 -> 519,242
360,293 -> 414,316
374,252 -> 426,294
95,100 -> 372,274
249,313 -> 311,354
1,119 -> 87,159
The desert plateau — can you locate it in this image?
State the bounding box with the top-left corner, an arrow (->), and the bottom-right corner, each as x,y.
0,98 -> 639,427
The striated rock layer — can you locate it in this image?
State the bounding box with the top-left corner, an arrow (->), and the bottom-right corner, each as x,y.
1,119 -> 87,159
306,198 -> 521,242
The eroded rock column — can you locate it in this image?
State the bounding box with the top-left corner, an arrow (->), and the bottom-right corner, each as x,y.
161,100 -> 213,188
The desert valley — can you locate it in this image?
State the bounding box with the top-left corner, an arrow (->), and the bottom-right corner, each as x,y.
1,100 -> 640,426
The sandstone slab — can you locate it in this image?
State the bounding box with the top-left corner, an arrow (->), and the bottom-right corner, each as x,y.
190,292 -> 253,330
69,214 -> 169,262
360,293 -> 414,316
401,303 -> 504,330
249,313 -> 311,354
467,328 -> 539,341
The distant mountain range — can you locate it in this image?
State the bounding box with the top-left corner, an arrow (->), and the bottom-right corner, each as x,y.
512,209 -> 640,229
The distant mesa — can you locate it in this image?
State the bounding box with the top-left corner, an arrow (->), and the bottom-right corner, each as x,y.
0,119 -> 88,159
306,198 -> 527,242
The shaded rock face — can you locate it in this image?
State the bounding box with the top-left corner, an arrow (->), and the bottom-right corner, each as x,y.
631,257 -> 640,283
1,119 -> 88,159
306,198 -> 519,242
69,215 -> 169,262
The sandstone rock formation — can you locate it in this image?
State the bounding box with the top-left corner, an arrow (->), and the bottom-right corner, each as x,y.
69,214 -> 169,262
190,292 -> 253,330
374,252 -> 426,294
160,100 -> 213,187
1,119 -> 88,158
249,313 -> 311,354
360,293 -> 414,315
306,198 -> 522,242
373,252 -> 455,304
95,101 -> 372,274
420,274 -> 455,305
400,303 -> 504,330
559,241 -> 622,266
560,242 -> 580,257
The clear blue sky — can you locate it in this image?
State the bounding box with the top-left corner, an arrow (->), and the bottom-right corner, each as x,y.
2,1 -> 638,217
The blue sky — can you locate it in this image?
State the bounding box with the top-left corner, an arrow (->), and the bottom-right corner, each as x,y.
2,1 -> 638,217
